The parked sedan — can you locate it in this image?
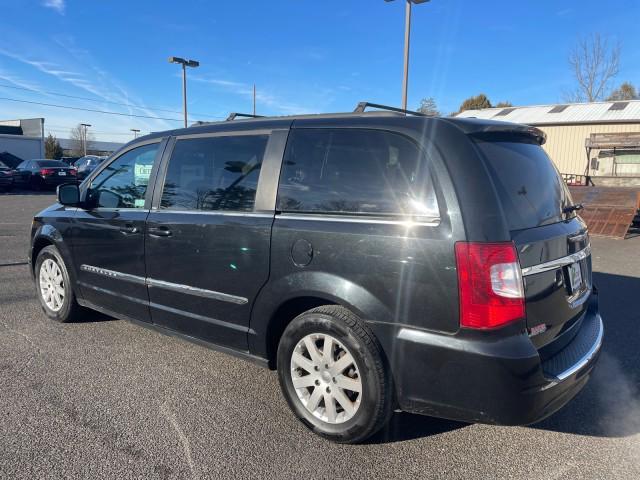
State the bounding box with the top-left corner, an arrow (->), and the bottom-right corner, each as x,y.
74,155 -> 107,181
0,164 -> 13,191
13,159 -> 77,190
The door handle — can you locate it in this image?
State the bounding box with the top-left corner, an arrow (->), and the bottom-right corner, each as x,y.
120,224 -> 139,235
148,226 -> 172,237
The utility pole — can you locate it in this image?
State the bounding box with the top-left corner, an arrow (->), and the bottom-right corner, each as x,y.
130,128 -> 140,139
168,57 -> 200,128
401,0 -> 412,111
385,0 -> 431,111
80,123 -> 91,156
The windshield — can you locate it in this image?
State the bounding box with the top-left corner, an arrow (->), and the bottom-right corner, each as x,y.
475,140 -> 574,231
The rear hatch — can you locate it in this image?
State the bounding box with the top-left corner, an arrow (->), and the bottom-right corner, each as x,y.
473,134 -> 592,354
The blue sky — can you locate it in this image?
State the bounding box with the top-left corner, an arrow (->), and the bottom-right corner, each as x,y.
0,0 -> 639,143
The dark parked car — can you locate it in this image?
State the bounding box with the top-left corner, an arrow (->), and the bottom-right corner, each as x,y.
74,155 -> 107,181
0,162 -> 13,190
13,159 -> 77,190
29,104 -> 603,443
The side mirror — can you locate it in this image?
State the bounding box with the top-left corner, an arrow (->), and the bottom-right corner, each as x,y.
57,183 -> 80,207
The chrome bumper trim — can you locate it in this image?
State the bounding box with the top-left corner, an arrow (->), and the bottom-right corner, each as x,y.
554,314 -> 604,382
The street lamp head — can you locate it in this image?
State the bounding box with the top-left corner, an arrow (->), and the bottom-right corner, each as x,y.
384,0 -> 430,3
169,56 -> 199,68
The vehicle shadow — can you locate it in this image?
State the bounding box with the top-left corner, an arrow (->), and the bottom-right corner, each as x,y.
531,271 -> 640,438
367,412 -> 467,444
72,310 -> 119,323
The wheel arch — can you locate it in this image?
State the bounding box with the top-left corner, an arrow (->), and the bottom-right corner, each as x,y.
30,225 -> 79,292
249,271 -> 391,369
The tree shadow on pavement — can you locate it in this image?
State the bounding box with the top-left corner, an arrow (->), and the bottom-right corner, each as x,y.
532,271 -> 640,438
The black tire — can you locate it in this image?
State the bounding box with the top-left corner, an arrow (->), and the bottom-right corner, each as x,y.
277,305 -> 393,443
34,245 -> 84,322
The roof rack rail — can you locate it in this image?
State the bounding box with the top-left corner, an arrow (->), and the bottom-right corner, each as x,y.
354,101 -> 427,117
226,112 -> 265,121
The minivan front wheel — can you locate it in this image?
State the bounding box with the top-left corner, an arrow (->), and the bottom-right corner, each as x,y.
35,246 -> 83,322
277,305 -> 392,443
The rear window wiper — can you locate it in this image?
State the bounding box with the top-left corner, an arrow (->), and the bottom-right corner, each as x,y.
563,203 -> 584,214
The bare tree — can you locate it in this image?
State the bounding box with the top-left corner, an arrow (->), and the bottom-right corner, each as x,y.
417,97 -> 440,116
69,124 -> 95,157
568,33 -> 621,102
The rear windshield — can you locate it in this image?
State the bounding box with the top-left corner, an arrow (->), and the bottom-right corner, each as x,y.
475,140 -> 574,231
34,160 -> 66,168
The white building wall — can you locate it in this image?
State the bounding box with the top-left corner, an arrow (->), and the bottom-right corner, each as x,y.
536,123 -> 640,175
0,134 -> 44,161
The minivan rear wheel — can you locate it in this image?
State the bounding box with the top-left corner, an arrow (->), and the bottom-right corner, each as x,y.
35,246 -> 83,322
277,305 -> 392,443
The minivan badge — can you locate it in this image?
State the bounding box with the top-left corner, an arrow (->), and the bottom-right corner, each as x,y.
529,323 -> 547,337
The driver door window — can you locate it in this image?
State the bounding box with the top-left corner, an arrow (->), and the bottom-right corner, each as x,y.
89,143 -> 160,208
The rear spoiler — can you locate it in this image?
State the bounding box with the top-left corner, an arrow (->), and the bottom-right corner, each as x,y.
468,125 -> 547,146
446,118 -> 547,145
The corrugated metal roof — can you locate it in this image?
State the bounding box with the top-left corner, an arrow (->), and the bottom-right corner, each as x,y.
455,100 -> 640,125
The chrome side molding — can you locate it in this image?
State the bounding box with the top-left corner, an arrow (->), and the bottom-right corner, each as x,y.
146,277 -> 248,305
521,245 -> 591,277
80,265 -> 146,285
276,213 -> 441,227
80,264 -> 248,305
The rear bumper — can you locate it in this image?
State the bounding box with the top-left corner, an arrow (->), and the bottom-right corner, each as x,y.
389,294 -> 603,425
43,176 -> 74,185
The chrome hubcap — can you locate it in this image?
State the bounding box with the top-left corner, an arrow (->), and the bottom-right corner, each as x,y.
39,258 -> 65,312
290,333 -> 362,424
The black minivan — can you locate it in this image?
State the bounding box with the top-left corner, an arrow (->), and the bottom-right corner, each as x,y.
30,104 -> 603,443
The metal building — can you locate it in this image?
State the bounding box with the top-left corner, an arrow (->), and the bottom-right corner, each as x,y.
0,118 -> 45,165
456,100 -> 640,186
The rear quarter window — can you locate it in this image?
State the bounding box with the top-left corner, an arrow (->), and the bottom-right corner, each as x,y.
277,128 -> 439,218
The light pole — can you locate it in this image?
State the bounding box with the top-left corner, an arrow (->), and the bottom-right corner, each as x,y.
168,56 -> 200,127
385,0 -> 430,111
131,128 -> 140,139
80,123 -> 91,156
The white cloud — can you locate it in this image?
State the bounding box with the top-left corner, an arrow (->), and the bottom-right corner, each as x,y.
0,38 -> 177,141
42,0 -> 65,14
190,74 -> 314,116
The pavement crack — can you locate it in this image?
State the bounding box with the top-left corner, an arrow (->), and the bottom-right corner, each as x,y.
160,402 -> 198,480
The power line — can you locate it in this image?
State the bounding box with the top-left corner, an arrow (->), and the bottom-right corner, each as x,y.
0,83 -> 223,119
0,96 -> 184,121
46,127 -> 143,136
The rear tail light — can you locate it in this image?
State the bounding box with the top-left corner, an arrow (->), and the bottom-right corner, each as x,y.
455,242 -> 525,329
40,168 -> 55,175
69,169 -> 77,175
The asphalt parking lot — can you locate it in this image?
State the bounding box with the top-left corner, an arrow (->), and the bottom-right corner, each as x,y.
1,192 -> 639,479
